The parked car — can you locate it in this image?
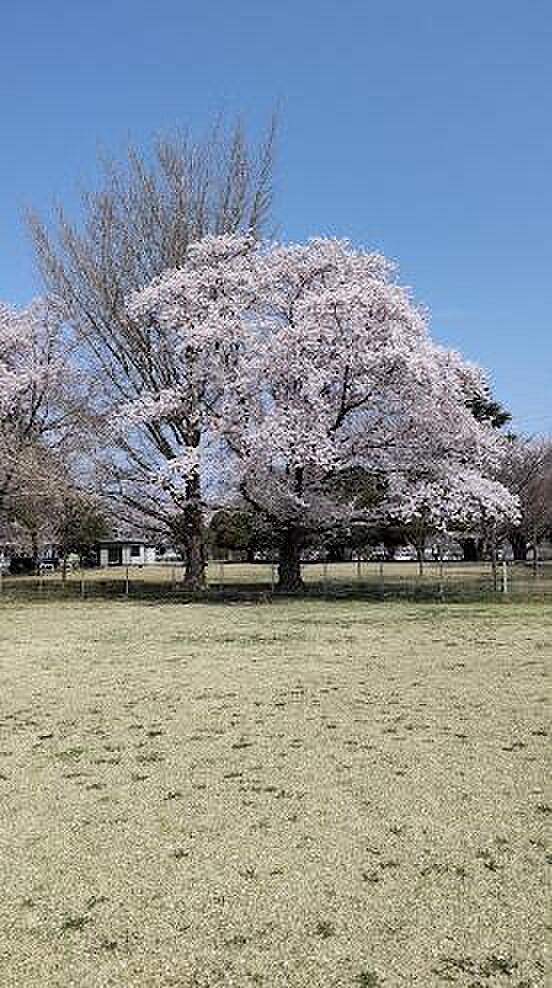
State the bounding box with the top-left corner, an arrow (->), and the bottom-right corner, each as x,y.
394,546 -> 418,561
38,556 -> 59,573
156,549 -> 183,563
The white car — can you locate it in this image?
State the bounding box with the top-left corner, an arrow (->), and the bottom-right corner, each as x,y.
394,547 -> 418,561
39,560 -> 56,573
156,550 -> 183,563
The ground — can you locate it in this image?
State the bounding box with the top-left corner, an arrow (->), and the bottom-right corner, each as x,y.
0,597 -> 549,987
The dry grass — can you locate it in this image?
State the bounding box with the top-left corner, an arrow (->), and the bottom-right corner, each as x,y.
0,597 -> 549,987
5,560 -> 552,604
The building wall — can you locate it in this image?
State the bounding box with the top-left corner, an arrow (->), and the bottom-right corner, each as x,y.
122,544 -> 147,566
100,543 -> 156,566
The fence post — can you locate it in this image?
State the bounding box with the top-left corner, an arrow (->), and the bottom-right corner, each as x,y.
323,559 -> 328,596
356,555 -> 361,580
125,565 -> 130,597
219,559 -> 224,594
271,561 -> 276,595
379,560 -> 384,598
439,552 -> 445,601
80,568 -> 85,599
502,560 -> 508,595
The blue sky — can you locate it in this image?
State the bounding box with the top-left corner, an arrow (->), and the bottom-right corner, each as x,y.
1,1 -> 550,433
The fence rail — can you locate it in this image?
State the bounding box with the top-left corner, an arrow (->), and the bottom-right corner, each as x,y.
1,560 -> 551,604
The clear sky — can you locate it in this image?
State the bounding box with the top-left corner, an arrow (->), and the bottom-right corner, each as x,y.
1,1 -> 550,434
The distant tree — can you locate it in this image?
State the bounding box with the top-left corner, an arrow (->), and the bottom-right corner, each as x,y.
29,115 -> 277,589
54,491 -> 110,577
454,380 -> 511,559
0,301 -> 68,517
208,509 -> 255,560
457,534 -> 484,563
498,437 -> 552,562
208,508 -> 276,562
0,297 -> 106,579
364,523 -> 406,560
465,388 -> 511,430
6,482 -> 55,573
0,300 -> 97,570
6,447 -> 109,575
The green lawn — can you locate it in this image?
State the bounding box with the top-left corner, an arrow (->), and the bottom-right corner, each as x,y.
0,597 -> 549,987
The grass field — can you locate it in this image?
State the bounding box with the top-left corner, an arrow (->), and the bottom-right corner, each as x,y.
0,596 -> 550,987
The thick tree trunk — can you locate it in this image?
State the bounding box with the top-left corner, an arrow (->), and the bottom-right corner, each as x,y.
183,524 -> 206,590
174,467 -> 206,591
277,527 -> 304,593
509,530 -> 528,562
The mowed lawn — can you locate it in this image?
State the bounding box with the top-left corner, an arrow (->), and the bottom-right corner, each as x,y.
0,599 -> 549,988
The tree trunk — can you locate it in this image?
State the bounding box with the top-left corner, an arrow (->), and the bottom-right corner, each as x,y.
490,525 -> 498,591
277,527 -> 304,593
413,524 -> 426,577
174,468 -> 206,591
183,525 -> 206,589
509,530 -> 528,562
31,530 -> 40,575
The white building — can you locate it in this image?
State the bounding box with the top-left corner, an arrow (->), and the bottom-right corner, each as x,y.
97,539 -> 157,567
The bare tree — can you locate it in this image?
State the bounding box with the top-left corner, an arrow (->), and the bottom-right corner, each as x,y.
499,437 -> 552,563
28,115 -> 277,588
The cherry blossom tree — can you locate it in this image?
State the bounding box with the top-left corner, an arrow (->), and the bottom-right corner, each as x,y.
116,234 -> 258,587
121,235 -> 518,592
0,299 -> 94,567
381,468 -> 519,574
0,300 -> 65,512
222,238 -> 519,590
